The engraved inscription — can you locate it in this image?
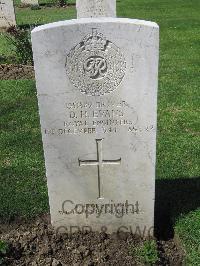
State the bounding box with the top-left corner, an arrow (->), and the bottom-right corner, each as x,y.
62,100 -> 137,135
0,1 -> 5,19
66,29 -> 126,96
79,139 -> 121,199
44,99 -> 156,136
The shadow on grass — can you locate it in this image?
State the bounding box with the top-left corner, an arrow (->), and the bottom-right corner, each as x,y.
39,2 -> 75,7
155,177 -> 200,240
18,24 -> 42,30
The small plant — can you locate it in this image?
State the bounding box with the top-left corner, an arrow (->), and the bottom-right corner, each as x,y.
0,240 -> 8,265
130,240 -> 159,265
6,26 -> 33,65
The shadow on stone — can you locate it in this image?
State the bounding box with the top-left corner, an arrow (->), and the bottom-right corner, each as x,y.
155,176 -> 200,240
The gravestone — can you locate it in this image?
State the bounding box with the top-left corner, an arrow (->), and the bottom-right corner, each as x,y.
0,0 -> 16,29
32,0 -> 159,235
21,0 -> 39,5
76,0 -> 116,18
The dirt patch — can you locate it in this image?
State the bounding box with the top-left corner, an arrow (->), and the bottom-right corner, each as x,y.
0,215 -> 185,266
0,64 -> 34,80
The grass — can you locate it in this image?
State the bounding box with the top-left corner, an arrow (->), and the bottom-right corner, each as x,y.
0,80 -> 48,219
130,240 -> 159,265
15,5 -> 76,26
0,240 -> 8,265
0,0 -> 200,264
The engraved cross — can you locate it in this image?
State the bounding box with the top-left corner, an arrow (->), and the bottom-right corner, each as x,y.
78,139 -> 121,199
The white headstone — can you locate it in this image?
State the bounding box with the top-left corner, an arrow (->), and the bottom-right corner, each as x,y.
0,0 -> 16,29
21,0 -> 39,5
32,6 -> 159,236
76,0 -> 116,18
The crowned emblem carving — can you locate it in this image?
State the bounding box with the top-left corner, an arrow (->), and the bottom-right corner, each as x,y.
65,29 -> 126,96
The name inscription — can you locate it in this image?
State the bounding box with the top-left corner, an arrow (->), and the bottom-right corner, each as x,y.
44,99 -> 155,136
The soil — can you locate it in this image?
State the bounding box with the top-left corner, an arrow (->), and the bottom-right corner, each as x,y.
0,64 -> 34,80
0,215 -> 185,266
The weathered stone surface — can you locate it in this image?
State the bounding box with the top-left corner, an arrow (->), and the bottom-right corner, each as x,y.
76,0 -> 116,18
21,0 -> 39,5
32,18 -> 159,235
0,0 -> 16,28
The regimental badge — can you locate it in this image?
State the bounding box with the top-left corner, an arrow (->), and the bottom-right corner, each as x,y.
65,29 -> 126,96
